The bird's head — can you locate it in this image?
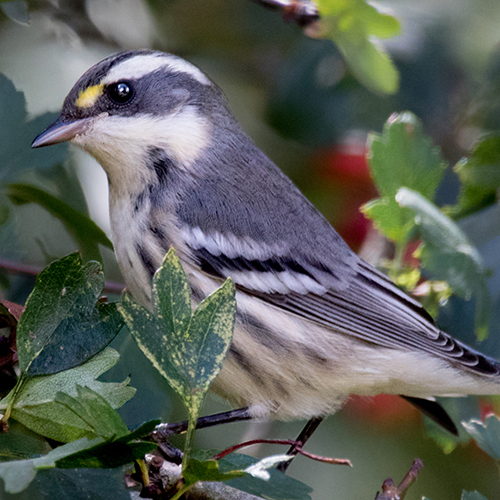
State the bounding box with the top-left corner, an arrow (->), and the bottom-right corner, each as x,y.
32,50 -> 229,191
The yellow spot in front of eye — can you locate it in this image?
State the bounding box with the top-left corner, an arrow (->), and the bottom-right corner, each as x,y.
75,84 -> 104,108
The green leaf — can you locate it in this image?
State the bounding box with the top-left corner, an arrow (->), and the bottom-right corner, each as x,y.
16,253 -> 123,376
0,422 -> 51,462
0,75 -> 65,183
0,436 -> 103,493
180,277 -> 236,409
0,348 -> 136,442
153,246 -> 192,340
454,135 -> 500,216
6,183 -> 113,262
455,135 -> 500,189
0,1 -> 29,25
119,248 -> 236,415
183,458 -> 244,487
55,385 -> 129,440
368,112 -> 445,200
361,198 -> 414,243
364,112 -> 446,242
2,468 -> 131,500
315,0 -> 400,94
220,453 -> 313,500
461,491 -> 490,500
422,397 -> 477,454
55,440 -> 155,470
114,418 -> 160,443
397,188 -> 490,338
462,414 -> 500,461
335,35 -> 399,95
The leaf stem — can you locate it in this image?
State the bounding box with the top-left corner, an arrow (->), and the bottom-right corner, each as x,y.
169,483 -> 193,500
136,459 -> 150,487
390,240 -> 407,280
182,414 -> 197,470
0,373 -> 26,429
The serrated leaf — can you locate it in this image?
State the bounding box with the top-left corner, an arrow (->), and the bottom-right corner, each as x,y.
0,422 -> 51,462
462,414 -> 500,461
0,1 -> 29,25
220,453 -> 313,500
0,430 -> 154,495
55,385 -> 129,440
6,183 -> 113,262
397,188 -> 490,338
315,0 -> 400,94
183,458 -> 244,487
0,348 -> 136,442
55,440 -> 155,470
364,112 -> 446,242
39,419 -> 158,471
0,436 -> 103,493
16,253 -> 123,376
368,112 -> 446,200
361,198 -> 414,242
461,492 -> 489,500
119,249 -> 236,416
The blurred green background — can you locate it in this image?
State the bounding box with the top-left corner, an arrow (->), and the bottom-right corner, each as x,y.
1,0 -> 500,498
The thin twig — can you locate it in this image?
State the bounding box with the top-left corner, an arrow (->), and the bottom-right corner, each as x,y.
213,438 -> 352,466
249,0 -> 320,27
375,459 -> 424,500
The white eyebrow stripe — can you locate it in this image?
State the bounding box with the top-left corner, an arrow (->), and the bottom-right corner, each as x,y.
102,53 -> 211,86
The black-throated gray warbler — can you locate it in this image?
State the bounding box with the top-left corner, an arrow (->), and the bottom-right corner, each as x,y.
32,50 -> 500,436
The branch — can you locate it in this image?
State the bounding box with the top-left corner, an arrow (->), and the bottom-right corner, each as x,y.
213,438 -> 352,467
375,459 -> 424,500
249,0 -> 320,27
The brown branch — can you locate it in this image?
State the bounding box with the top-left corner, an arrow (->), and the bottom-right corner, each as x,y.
213,438 -> 352,466
375,459 -> 424,500
249,0 -> 320,27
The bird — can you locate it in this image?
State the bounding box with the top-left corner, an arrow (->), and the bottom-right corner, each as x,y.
32,49 -> 500,444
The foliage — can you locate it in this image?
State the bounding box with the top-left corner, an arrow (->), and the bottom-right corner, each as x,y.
314,0 -> 400,94
1,2 -> 500,499
362,112 -> 491,337
120,248 -> 236,472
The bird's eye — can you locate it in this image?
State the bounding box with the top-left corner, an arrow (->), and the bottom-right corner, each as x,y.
107,81 -> 134,104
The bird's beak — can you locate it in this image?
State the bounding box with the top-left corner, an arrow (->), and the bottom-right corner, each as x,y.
31,117 -> 91,148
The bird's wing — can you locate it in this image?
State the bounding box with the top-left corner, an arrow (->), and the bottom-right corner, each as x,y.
183,229 -> 500,377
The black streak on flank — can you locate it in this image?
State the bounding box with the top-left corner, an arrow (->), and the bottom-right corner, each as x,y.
228,345 -> 266,387
148,147 -> 176,186
134,191 -> 146,213
239,311 -> 290,355
136,243 -> 157,278
190,285 -> 205,303
148,223 -> 167,246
